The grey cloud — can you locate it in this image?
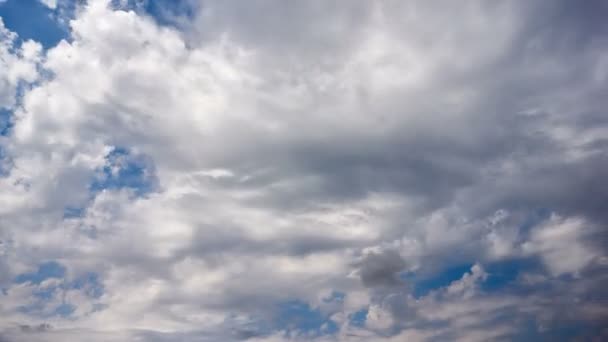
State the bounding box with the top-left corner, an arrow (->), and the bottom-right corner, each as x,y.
1,0 -> 607,341
356,249 -> 406,289
160,0 -> 608,230
190,0 -> 372,60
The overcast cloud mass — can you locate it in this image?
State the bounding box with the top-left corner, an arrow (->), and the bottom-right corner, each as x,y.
0,0 -> 607,341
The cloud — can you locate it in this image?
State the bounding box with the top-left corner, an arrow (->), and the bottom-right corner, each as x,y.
522,215 -> 600,276
356,249 -> 406,289
0,18 -> 41,110
0,0 -> 606,340
38,0 -> 57,10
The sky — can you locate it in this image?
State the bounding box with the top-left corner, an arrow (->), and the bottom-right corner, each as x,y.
0,0 -> 607,341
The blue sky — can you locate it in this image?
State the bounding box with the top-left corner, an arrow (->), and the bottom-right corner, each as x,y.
0,0 -> 66,47
0,1 -> 607,341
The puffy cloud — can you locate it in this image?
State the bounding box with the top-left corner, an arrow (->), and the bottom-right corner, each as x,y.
39,0 -> 57,9
522,215 -> 600,276
0,0 -> 607,341
0,18 -> 41,110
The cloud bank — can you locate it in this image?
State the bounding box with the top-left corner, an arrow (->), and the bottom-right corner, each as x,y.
0,0 -> 607,341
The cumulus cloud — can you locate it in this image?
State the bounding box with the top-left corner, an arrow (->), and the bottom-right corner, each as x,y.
38,0 -> 57,9
0,18 -> 41,110
0,0 -> 607,341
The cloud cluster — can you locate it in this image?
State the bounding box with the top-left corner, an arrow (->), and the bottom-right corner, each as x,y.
0,0 -> 607,340
0,18 -> 41,110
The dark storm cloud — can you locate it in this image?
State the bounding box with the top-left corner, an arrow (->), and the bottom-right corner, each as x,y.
357,249 -> 406,288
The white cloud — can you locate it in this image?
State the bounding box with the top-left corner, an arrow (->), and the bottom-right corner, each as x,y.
0,19 -> 42,109
1,0 -> 607,341
39,0 -> 57,9
522,215 -> 598,276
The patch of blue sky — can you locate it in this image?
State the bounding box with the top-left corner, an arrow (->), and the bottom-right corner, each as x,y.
274,300 -> 338,336
481,258 -> 543,292
62,147 -> 157,220
14,261 -> 104,318
349,308 -> 368,327
32,283 -> 58,300
90,146 -> 158,197
1,81 -> 39,140
518,207 -> 552,234
0,137 -> 11,177
111,0 -> 195,28
409,263 -> 474,298
63,206 -> 86,219
70,272 -> 104,298
322,291 -> 345,303
0,108 -> 11,136
408,258 -> 545,298
14,261 -> 66,285
0,0 -> 68,48
14,261 -> 103,296
53,303 -> 76,317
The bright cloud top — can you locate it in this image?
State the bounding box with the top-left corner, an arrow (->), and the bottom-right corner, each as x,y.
0,0 -> 607,341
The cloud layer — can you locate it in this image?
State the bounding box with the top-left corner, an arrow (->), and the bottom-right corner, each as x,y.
1,0 -> 607,341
